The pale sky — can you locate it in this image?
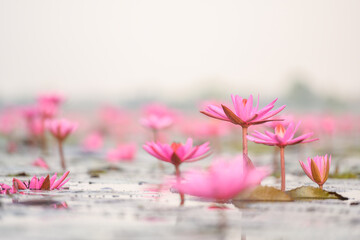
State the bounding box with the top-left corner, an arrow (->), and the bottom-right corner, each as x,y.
1,0 -> 360,102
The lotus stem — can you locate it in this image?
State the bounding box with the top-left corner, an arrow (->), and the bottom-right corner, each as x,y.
175,165 -> 185,206
280,146 -> 285,191
58,140 -> 66,170
242,127 -> 253,167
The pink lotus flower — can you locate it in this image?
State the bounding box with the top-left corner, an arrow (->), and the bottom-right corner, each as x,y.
140,115 -> 174,131
82,132 -> 104,152
247,122 -> 318,191
106,143 -> 137,162
247,122 -> 318,148
201,94 -> 285,128
299,155 -> 331,189
13,171 -> 70,191
0,183 -> 17,194
37,93 -> 64,106
32,157 -> 50,170
47,119 -> 77,170
47,119 -> 78,141
143,138 -> 210,168
140,103 -> 176,140
143,138 -> 211,205
201,94 -> 285,166
0,109 -> 18,136
181,118 -> 229,140
173,156 -> 269,202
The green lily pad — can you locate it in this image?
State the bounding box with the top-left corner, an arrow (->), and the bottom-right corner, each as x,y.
233,186 -> 293,202
286,186 -> 348,200
6,172 -> 29,177
329,172 -> 358,179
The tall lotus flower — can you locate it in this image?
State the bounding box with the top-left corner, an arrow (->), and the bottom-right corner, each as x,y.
143,138 -> 211,205
299,155 -> 331,189
173,156 -> 269,202
247,122 -> 318,191
47,119 -> 77,170
201,94 -> 285,166
12,171 -> 70,191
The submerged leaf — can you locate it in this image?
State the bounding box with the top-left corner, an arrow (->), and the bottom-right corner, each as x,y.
233,186 -> 293,202
286,186 -> 348,200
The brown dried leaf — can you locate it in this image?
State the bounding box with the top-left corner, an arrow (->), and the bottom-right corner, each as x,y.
221,105 -> 245,125
40,175 -> 50,190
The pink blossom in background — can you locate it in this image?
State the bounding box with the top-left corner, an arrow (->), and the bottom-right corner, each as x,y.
12,171 -> 70,191
180,118 -> 229,140
106,143 -> 137,162
46,119 -> 78,141
46,118 -> 77,170
140,103 -> 176,131
143,138 -> 210,167
82,132 -> 104,152
173,156 -> 269,201
0,109 -> 18,136
32,158 -> 50,170
26,117 -> 45,137
37,93 -> 64,106
299,155 -> 331,189
142,103 -> 176,119
140,114 -> 174,131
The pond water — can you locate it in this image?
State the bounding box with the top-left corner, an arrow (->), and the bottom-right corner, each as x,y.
1,149 -> 360,240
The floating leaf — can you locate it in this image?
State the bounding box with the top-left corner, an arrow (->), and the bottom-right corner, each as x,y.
6,172 -> 29,177
286,186 -> 348,200
233,186 -> 293,202
329,172 -> 358,179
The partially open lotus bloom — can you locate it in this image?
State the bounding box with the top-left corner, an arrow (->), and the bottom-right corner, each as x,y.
82,132 -> 104,152
201,94 -> 285,165
140,103 -> 176,133
47,119 -> 78,141
247,122 -> 318,191
173,156 -> 269,202
247,122 -> 318,147
106,143 -> 137,162
0,183 -> 17,194
13,171 -> 70,191
32,157 -> 50,170
144,138 -> 210,205
47,119 -> 77,170
299,155 -> 331,189
143,138 -> 210,168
